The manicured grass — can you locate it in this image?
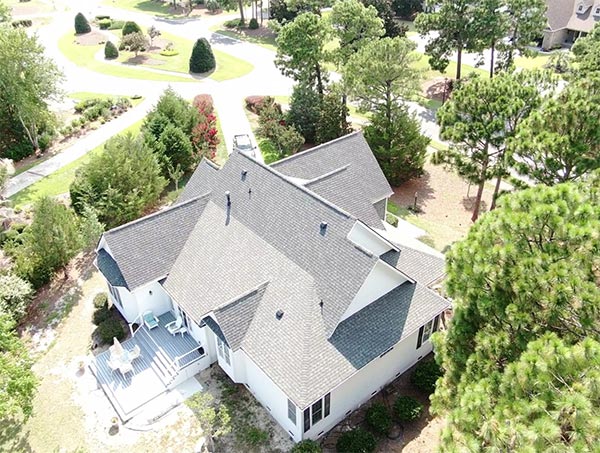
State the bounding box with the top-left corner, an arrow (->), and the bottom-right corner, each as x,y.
413,52 -> 488,80
514,53 -> 551,70
57,32 -> 193,82
211,25 -> 277,51
102,0 -> 182,17
10,120 -> 144,209
113,30 -> 253,81
69,92 -> 145,107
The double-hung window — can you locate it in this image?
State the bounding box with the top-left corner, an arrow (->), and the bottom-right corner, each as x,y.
287,399 -> 297,425
107,283 -> 122,309
417,315 -> 440,349
303,393 -> 331,433
216,336 -> 231,365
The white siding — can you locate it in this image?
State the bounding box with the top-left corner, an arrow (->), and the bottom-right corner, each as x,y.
347,222 -> 394,256
303,328 -> 433,440
339,261 -> 407,323
110,285 -> 137,322
133,281 -> 172,318
242,351 -> 303,442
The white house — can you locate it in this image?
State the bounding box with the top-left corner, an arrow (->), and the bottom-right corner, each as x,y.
93,132 -> 450,441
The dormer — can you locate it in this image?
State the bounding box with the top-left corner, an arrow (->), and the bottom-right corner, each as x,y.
594,3 -> 600,16
576,0 -> 593,14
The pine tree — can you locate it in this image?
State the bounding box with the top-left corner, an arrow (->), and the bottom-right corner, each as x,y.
74,12 -> 91,34
189,38 -> 216,73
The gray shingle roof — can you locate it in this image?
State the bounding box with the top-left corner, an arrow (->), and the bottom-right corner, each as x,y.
305,166 -> 384,230
381,245 -> 445,286
178,158 -> 220,203
96,249 -> 127,287
330,282 -> 450,369
271,132 -> 393,203
546,0 -> 576,30
101,194 -> 211,290
212,282 -> 268,350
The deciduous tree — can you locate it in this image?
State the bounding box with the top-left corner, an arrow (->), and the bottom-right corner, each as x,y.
361,0 -> 404,37
120,31 -> 149,57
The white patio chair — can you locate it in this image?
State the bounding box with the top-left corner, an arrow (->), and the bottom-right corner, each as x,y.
165,316 -> 183,336
107,356 -> 121,374
128,344 -> 141,361
142,310 -> 159,330
119,362 -> 134,377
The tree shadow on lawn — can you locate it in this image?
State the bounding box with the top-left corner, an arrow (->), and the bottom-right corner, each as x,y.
0,417 -> 34,453
123,54 -> 165,66
391,171 -> 436,212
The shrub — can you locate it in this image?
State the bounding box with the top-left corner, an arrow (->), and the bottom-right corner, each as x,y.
248,18 -> 259,29
0,274 -> 34,322
93,293 -> 108,309
191,95 -> 219,160
189,37 -> 216,73
365,402 -> 393,436
38,131 -> 53,151
393,396 -> 423,422
386,213 -> 399,227
120,31 -> 149,56
206,0 -> 220,13
160,48 -> 179,56
410,360 -> 443,395
121,20 -> 141,36
11,19 -> 32,27
95,15 -> 110,20
258,139 -> 279,164
336,428 -> 376,453
98,18 -> 112,29
74,12 -> 91,34
241,426 -> 269,447
224,18 -> 242,28
4,141 -> 34,161
93,304 -> 111,325
97,317 -> 125,344
156,124 -> 195,172
104,40 -> 119,59
291,439 -> 322,453
108,20 -> 125,30
245,95 -> 273,114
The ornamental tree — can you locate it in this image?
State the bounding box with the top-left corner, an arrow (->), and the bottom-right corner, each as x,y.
74,12 -> 91,34
189,37 -> 216,73
432,175 -> 600,437
120,31 -> 148,57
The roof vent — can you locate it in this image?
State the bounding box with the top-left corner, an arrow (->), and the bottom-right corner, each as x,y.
275,309 -> 284,320
241,169 -> 248,180
320,221 -> 328,235
225,191 -> 231,206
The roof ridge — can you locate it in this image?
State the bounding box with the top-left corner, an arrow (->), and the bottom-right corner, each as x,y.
304,165 -> 351,186
270,131 -> 363,168
105,191 -> 212,236
236,152 -> 355,220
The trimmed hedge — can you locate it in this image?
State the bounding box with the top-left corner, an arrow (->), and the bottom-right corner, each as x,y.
122,20 -> 141,36
393,396 -> 423,422
108,20 -> 125,30
189,37 -> 216,73
98,18 -> 112,29
12,19 -> 33,27
224,18 -> 243,28
365,402 -> 392,436
410,360 -> 443,395
248,18 -> 259,29
74,12 -> 91,34
97,317 -> 125,344
336,428 -> 376,453
104,40 -> 119,59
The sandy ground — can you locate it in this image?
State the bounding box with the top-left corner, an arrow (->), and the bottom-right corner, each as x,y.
391,161 -> 497,251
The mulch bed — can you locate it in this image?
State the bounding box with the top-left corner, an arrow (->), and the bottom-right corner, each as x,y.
74,30 -> 107,46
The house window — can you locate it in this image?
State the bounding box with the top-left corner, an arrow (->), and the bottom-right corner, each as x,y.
287,399 -> 296,425
108,283 -> 122,309
303,393 -> 331,432
417,315 -> 440,349
216,336 -> 231,366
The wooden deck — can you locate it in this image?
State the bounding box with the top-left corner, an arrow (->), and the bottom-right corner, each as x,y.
90,312 -> 204,420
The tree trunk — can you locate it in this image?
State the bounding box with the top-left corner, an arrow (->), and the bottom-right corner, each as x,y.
472,179 -> 486,222
16,113 -> 38,151
341,92 -> 349,133
490,173 -> 502,210
315,64 -> 324,97
489,40 -> 495,78
456,47 -> 462,80
238,0 -> 245,22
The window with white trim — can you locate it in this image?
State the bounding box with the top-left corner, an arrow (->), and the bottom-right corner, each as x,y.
287,399 -> 296,425
107,283 -> 122,309
303,393 -> 331,432
417,315 -> 440,349
216,336 -> 231,365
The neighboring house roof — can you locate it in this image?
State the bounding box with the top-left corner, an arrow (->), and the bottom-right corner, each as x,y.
304,166 -> 384,230
271,132 -> 393,203
546,0 -> 600,32
102,194 -> 211,290
567,1 -> 600,32
547,0 -> 577,30
178,159 -> 220,203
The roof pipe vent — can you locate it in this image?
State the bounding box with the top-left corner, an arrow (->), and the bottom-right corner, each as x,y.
275,309 -> 284,320
241,169 -> 248,180
225,191 -> 231,206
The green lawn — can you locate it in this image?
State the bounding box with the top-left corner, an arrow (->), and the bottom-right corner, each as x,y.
58,32 -> 193,82
211,25 -> 277,51
10,120 -> 144,209
514,53 -> 551,70
101,0 -> 182,17
112,30 -> 253,81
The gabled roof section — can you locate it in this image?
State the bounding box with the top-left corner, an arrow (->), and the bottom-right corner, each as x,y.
178,158 -> 220,203
271,132 -> 393,203
212,282 -> 269,350
330,282 -> 450,369
96,249 -> 127,288
547,0 -> 576,30
305,166 -> 384,230
102,194 -> 211,290
380,243 -> 445,287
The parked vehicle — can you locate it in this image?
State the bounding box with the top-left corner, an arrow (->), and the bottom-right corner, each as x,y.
233,134 -> 256,158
